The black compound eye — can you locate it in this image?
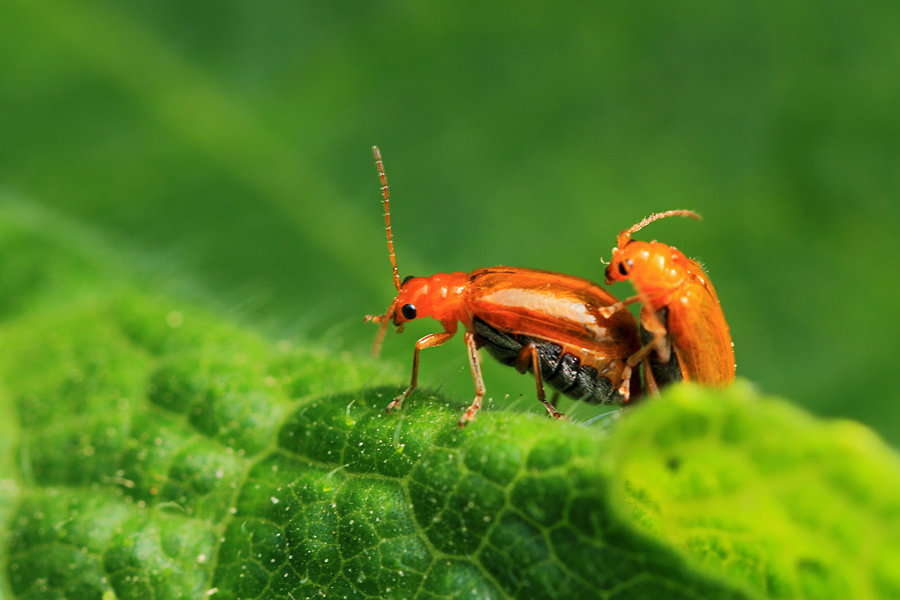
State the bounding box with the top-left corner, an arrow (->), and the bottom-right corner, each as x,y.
401,304 -> 417,320
617,260 -> 630,276
401,275 -> 416,286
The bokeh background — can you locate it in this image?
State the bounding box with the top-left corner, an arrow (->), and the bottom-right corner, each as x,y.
2,2 -> 898,444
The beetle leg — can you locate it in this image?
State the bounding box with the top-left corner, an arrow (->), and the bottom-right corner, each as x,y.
598,295 -> 640,319
614,306 -> 670,399
615,338 -> 665,400
621,328 -> 667,372
642,357 -> 661,395
617,364 -> 633,401
388,330 -> 455,413
607,289 -> 670,399
514,343 -> 564,420
549,392 -> 561,410
605,291 -> 670,364
458,331 -> 487,427
639,305 -> 671,364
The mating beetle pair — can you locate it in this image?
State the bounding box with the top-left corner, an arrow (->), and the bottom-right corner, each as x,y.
366,147 -> 735,426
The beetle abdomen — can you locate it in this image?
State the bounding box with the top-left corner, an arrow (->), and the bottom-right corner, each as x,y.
473,317 -> 621,404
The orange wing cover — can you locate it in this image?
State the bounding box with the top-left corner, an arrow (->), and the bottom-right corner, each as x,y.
666,260 -> 735,384
465,267 -> 640,359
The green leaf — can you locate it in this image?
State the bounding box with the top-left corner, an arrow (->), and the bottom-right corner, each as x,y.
605,383 -> 900,599
1,205 -> 899,599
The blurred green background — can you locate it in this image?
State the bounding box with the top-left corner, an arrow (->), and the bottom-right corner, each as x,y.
2,2 -> 898,443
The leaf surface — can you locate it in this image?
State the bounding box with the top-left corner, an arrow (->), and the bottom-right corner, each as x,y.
1,205 -> 898,599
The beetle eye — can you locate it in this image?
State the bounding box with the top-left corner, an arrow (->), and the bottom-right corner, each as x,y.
401,275 -> 415,286
617,261 -> 630,276
400,304 -> 417,320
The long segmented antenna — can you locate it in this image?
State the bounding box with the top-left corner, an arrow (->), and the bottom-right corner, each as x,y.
365,146 -> 403,356
372,146 -> 402,291
616,209 -> 701,249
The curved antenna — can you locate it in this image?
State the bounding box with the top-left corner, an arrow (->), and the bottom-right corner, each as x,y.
373,146 -> 402,291
617,209 -> 701,249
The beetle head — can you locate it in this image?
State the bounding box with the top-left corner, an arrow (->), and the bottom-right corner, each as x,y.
366,274 -> 446,355
606,241 -> 686,293
605,210 -> 701,295
366,272 -> 468,354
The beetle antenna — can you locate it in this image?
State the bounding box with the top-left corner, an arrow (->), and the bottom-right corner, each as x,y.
373,146 -> 402,291
617,209 -> 701,248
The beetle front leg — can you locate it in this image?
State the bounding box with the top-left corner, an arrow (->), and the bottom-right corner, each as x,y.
387,330 -> 455,413
598,295 -> 640,319
458,331 -> 488,427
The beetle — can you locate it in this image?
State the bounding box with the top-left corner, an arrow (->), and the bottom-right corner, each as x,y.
601,210 -> 735,393
365,146 -> 642,426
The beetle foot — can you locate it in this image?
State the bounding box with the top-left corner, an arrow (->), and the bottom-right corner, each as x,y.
458,409 -> 479,428
617,374 -> 631,402
541,400 -> 566,420
386,396 -> 404,414
599,302 -> 624,319
458,396 -> 483,427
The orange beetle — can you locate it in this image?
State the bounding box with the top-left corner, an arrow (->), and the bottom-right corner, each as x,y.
601,210 -> 735,393
366,147 -> 641,426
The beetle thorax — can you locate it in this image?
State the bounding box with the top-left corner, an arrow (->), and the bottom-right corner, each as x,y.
394,272 -> 469,326
623,241 -> 688,300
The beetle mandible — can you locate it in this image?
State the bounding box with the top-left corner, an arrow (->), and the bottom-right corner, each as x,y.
601,210 -> 735,393
365,146 -> 642,426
